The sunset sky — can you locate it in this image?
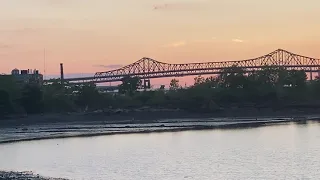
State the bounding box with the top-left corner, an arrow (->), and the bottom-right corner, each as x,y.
1,0 -> 320,82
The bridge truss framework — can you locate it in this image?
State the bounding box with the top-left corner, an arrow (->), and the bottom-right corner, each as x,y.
54,49 -> 320,84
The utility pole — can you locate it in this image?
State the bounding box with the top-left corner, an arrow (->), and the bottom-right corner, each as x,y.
43,48 -> 46,80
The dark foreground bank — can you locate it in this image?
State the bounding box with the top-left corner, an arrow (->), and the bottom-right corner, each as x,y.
0,171 -> 68,180
1,110 -> 319,144
2,106 -> 320,127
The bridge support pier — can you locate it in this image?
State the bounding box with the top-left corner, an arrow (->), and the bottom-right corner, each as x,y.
143,79 -> 151,89
310,71 -> 313,81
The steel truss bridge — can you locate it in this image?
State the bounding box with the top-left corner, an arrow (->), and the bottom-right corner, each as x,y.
52,49 -> 320,84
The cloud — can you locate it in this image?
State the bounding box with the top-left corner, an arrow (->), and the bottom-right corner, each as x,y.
40,0 -> 77,7
0,43 -> 11,49
0,27 -> 45,35
163,41 -> 187,48
153,1 -> 209,11
232,39 -> 244,43
192,37 -> 217,43
153,4 -> 169,10
93,64 -> 123,69
163,37 -> 217,47
170,41 -> 187,47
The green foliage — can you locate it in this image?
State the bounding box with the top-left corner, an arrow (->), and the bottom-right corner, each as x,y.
0,67 -> 319,116
43,81 -> 75,112
0,75 -> 20,100
169,79 -> 180,90
118,76 -> 142,95
194,75 -> 205,85
0,89 -> 14,115
20,84 -> 44,114
74,83 -> 103,109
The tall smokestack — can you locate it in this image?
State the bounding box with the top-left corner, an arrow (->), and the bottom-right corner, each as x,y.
60,63 -> 64,84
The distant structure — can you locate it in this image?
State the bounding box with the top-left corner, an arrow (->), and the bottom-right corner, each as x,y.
60,63 -> 64,84
49,49 -> 320,85
9,68 -> 43,85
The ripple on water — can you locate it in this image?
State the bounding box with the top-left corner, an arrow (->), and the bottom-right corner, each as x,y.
0,122 -> 320,180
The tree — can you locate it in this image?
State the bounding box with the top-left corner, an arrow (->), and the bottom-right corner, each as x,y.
148,90 -> 167,106
0,75 -> 20,101
118,76 -> 142,95
194,75 -> 205,86
43,83 -> 75,112
287,70 -> 307,88
159,85 -> 165,90
218,65 -> 246,89
74,83 -> 103,110
169,79 -> 180,90
42,79 -> 77,112
2,66 -> 320,115
309,79 -> 320,99
0,89 -> 14,116
283,70 -> 308,100
20,84 -> 44,114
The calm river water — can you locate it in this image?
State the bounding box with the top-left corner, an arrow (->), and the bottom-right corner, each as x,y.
0,121 -> 320,180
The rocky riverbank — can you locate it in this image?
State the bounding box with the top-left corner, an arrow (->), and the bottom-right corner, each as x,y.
0,171 -> 67,180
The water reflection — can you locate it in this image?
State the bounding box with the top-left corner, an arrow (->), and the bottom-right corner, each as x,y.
0,122 -> 319,180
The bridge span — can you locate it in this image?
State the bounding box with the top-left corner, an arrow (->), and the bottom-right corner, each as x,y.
46,49 -> 320,84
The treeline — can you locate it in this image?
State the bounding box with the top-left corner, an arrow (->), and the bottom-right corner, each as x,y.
1,66 -> 320,116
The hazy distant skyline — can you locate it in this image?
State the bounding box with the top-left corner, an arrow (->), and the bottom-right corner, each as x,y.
1,0 -> 320,77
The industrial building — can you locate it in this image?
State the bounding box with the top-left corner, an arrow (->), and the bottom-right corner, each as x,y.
1,68 -> 44,86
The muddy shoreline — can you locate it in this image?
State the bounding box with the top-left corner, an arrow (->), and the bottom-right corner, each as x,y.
0,110 -> 319,145
2,107 -> 320,127
0,120 -> 305,145
1,107 -> 320,144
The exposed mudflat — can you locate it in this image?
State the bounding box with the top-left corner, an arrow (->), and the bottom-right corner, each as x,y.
1,112 -> 319,144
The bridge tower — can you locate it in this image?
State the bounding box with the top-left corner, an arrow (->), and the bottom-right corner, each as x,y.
143,79 -> 151,89
141,57 -> 151,89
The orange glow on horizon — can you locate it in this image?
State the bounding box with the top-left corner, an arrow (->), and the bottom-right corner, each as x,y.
0,0 -> 320,77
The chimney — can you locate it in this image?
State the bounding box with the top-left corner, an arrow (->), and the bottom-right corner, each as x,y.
60,63 -> 64,84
